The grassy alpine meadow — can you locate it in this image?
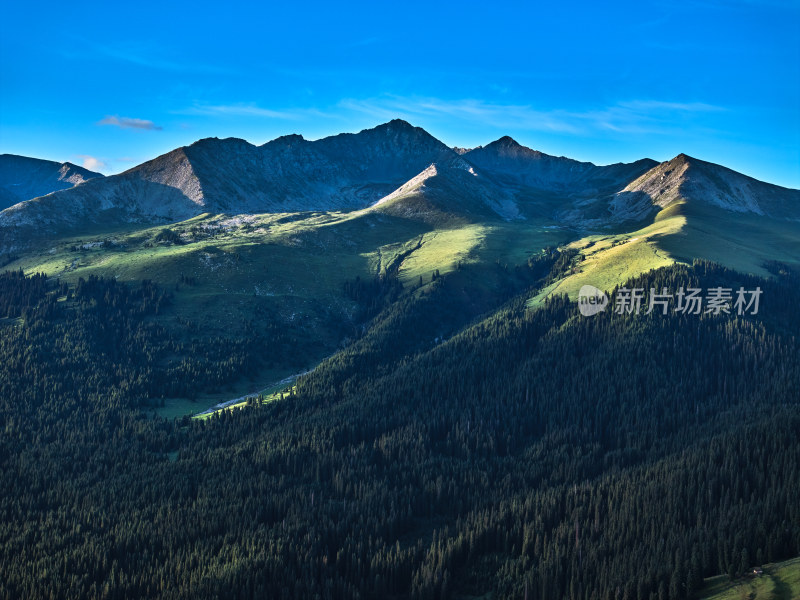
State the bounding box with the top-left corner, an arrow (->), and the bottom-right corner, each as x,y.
697,557 -> 800,600
655,200 -> 800,277
192,384 -> 296,421
526,206 -> 685,305
527,197 -> 800,308
6,196 -> 798,426
7,209 -> 581,323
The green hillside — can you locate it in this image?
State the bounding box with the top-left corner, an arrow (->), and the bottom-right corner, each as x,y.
530,199 -> 800,306
4,190 -> 798,420
698,557 -> 800,600
1,207 -> 576,413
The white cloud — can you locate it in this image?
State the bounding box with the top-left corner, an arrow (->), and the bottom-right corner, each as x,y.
98,116 -> 162,130
77,155 -> 108,172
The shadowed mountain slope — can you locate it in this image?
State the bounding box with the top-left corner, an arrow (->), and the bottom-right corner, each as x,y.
0,154 -> 103,210
1,123 -> 797,256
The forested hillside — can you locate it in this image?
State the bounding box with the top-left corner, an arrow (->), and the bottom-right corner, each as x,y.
0,261 -> 798,599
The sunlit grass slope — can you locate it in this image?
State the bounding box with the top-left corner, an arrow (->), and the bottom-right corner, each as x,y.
697,557 -> 800,600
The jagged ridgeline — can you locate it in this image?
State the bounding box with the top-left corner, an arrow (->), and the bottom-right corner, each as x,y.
1,120 -> 798,248
0,261 -> 798,599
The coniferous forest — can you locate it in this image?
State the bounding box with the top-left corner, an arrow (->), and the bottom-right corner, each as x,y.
0,259 -> 798,599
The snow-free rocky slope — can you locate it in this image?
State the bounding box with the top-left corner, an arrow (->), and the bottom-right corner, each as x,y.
0,154 -> 103,210
1,121 -> 798,251
372,154 -> 521,224
0,120 -> 456,233
611,153 -> 800,221
464,136 -> 657,193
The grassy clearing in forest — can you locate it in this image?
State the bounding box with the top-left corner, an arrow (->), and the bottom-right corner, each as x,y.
697,556 -> 800,600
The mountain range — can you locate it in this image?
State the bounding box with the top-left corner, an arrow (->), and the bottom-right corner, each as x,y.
1,120 -> 798,351
0,154 -> 103,211
2,120 -> 796,254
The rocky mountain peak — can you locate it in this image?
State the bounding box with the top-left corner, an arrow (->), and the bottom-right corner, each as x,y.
381,118 -> 416,131
494,135 -> 520,146
267,133 -> 306,146
613,153 -> 800,221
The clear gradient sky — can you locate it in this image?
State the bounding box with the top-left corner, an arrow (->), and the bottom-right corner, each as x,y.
1,0 -> 799,188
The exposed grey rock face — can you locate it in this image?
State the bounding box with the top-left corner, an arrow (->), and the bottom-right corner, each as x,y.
0,148 -> 202,231
470,139 -> 800,227
0,120 -> 457,237
1,121 -> 797,250
464,136 -> 661,225
607,154 -> 800,223
182,119 -> 457,213
0,155 -> 104,209
466,136 -> 595,189
465,136 -> 657,192
373,155 -> 520,223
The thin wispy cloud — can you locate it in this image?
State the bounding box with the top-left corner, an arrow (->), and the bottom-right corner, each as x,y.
615,100 -> 722,112
182,104 -> 302,119
176,103 -> 335,122
339,95 -> 724,136
339,97 -> 582,134
98,116 -> 163,131
576,100 -> 724,135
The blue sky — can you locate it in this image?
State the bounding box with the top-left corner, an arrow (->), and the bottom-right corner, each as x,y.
1,0 -> 798,188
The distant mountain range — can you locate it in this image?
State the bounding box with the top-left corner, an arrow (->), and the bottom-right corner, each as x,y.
0,155 -> 103,211
0,120 -> 797,251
